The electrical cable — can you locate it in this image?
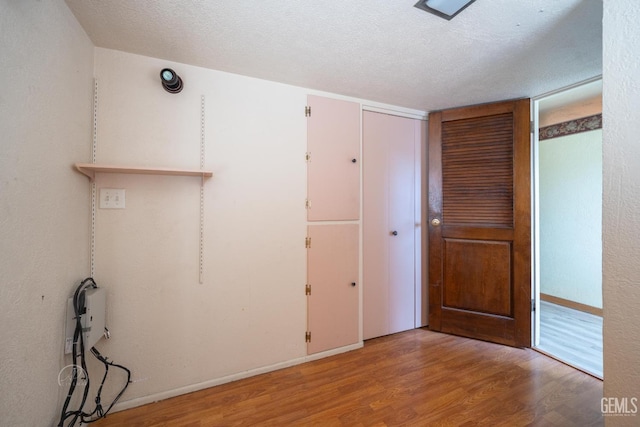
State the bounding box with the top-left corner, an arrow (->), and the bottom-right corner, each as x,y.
79,347 -> 131,423
58,278 -> 95,426
57,278 -> 131,427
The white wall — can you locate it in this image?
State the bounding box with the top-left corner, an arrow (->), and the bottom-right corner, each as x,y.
539,130 -> 602,308
603,1 -> 640,425
0,1 -> 94,426
92,47 -> 309,405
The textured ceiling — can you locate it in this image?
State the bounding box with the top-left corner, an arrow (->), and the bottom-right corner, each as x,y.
64,0 -> 602,111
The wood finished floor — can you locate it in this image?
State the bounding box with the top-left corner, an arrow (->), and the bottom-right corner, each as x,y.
96,329 -> 603,426
538,301 -> 603,378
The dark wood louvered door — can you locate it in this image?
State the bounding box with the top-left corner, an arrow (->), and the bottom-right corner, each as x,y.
428,99 -> 531,347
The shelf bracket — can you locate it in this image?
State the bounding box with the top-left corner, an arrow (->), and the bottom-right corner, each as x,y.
76,164 -> 96,181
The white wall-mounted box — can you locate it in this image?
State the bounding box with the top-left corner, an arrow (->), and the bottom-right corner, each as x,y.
64,287 -> 106,354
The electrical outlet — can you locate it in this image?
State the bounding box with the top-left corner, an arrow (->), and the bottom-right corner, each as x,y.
100,188 -> 125,209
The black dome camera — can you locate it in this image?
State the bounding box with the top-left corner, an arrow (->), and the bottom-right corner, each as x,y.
160,68 -> 183,93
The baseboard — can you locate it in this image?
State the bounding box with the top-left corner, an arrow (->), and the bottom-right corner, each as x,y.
110,341 -> 364,414
540,293 -> 603,316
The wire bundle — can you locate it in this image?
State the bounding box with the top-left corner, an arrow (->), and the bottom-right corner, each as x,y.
57,278 -> 131,426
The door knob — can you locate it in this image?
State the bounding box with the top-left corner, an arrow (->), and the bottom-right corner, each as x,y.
431,218 -> 441,226
351,282 -> 356,287
351,158 -> 357,163
391,230 -> 398,236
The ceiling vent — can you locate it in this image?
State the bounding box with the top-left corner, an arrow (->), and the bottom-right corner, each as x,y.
414,0 -> 476,20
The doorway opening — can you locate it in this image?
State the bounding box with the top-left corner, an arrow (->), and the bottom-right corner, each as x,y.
532,78 -> 603,378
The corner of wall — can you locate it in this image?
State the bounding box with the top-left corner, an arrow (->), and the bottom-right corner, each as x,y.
602,1 -> 640,421
0,1 -> 95,425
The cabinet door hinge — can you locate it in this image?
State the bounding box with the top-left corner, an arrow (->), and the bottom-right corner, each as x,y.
531,298 -> 536,312
305,106 -> 311,117
305,237 -> 311,248
530,121 -> 535,134
305,152 -> 311,162
305,284 -> 311,295
305,199 -> 311,209
305,331 -> 311,342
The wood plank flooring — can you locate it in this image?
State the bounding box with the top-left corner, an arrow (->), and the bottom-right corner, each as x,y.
96,329 -> 603,426
537,301 -> 603,378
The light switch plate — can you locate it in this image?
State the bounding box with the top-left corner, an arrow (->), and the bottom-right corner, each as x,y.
100,188 -> 125,209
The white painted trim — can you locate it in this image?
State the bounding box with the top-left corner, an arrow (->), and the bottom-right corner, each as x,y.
111,342 -> 364,413
358,106 -> 364,343
531,98 -> 541,347
301,88 -> 426,120
532,75 -> 602,101
414,119 -> 424,328
362,104 -> 428,121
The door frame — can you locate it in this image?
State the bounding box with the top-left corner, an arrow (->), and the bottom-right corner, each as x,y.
531,96 -> 540,347
530,75 -> 603,347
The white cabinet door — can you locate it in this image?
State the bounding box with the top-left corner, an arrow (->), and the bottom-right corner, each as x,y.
307,224 -> 359,354
306,95 -> 360,221
363,111 -> 423,340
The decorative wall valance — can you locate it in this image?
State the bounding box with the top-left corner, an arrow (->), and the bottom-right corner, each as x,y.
539,114 -> 602,141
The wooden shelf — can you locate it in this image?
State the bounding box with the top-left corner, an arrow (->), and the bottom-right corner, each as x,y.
75,163 -> 213,182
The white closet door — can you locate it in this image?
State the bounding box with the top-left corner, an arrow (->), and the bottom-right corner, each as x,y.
363,111 -> 419,340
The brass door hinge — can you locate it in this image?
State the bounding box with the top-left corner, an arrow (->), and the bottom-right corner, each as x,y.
305,331 -> 311,342
305,106 -> 311,117
305,284 -> 311,295
305,237 -> 311,248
